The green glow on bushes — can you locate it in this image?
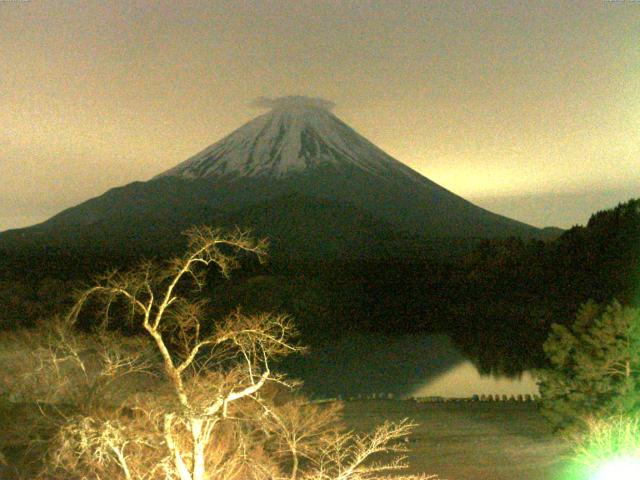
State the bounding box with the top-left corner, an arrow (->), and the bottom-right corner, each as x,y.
563,415 -> 640,480
591,457 -> 640,480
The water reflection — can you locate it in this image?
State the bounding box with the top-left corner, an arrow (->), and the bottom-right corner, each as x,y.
282,333 -> 539,399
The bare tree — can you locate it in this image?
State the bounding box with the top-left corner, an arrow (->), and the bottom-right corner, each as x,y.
2,226 -> 437,480
261,397 -> 344,479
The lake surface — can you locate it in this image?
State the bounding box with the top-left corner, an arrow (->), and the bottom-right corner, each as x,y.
342,399 -> 572,480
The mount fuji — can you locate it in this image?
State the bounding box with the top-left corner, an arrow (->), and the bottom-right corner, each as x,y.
157,96 -> 425,180
0,96 -> 544,264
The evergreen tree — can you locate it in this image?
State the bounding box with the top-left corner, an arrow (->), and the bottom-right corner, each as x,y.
538,300 -> 640,430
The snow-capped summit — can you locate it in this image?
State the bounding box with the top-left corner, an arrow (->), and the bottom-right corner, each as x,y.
156,95 -> 414,180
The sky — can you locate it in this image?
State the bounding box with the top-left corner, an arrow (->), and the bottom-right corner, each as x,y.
1,0 -> 638,231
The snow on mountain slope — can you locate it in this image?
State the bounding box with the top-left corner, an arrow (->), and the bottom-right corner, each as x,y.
156,96 -> 419,181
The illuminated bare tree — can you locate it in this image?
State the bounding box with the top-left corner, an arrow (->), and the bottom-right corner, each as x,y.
1,226 -> 437,480
261,397 -> 344,479
60,226 -> 297,480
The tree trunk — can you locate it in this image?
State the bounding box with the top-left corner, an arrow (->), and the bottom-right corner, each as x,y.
164,414 -> 192,480
191,417 -> 206,480
290,444 -> 299,480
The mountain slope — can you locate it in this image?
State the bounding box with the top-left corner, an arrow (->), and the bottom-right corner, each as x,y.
0,96 -> 544,264
150,98 -> 538,237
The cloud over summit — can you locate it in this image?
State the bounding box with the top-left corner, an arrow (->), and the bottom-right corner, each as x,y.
251,95 -> 336,111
